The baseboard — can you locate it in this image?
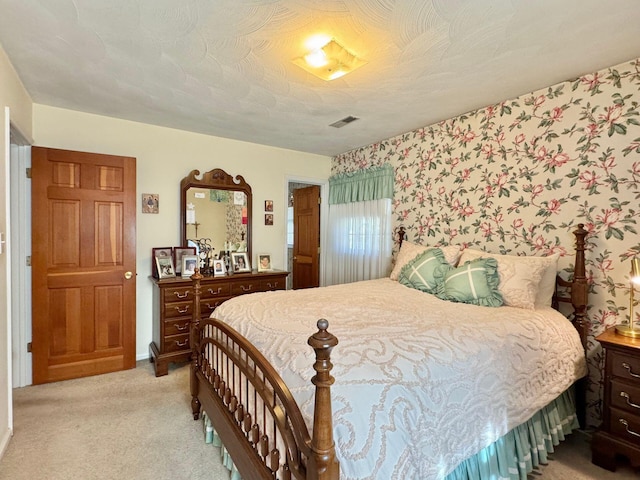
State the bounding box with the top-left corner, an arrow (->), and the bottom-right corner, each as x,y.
136,352 -> 150,362
0,427 -> 12,461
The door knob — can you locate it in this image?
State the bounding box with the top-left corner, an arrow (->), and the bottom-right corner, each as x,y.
124,271 -> 133,280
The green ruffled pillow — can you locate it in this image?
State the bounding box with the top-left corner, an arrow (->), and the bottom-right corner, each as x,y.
398,248 -> 451,293
434,257 -> 504,307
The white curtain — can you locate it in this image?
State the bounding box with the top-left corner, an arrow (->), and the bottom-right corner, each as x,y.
324,198 -> 393,286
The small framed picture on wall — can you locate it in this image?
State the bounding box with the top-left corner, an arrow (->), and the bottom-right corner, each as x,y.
265,200 -> 273,212
265,214 -> 273,226
142,193 -> 159,214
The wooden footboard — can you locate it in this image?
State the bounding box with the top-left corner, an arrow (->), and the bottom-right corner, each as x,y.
190,269 -> 339,480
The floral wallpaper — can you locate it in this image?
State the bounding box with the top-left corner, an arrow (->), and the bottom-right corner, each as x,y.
333,57 -> 640,427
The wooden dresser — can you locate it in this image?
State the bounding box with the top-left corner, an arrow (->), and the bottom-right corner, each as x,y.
150,270 -> 288,376
592,327 -> 640,471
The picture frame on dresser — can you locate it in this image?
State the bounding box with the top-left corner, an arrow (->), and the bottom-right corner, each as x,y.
174,246 -> 196,274
155,256 -> 176,279
258,254 -> 272,272
151,247 -> 173,277
213,259 -> 226,276
181,255 -> 198,278
231,252 -> 251,272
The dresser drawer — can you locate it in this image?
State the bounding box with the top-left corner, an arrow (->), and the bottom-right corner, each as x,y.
200,297 -> 231,317
610,407 -> 640,446
201,282 -> 231,299
231,279 -> 261,295
611,351 -> 640,383
261,278 -> 285,291
163,286 -> 194,302
163,318 -> 191,336
164,300 -> 193,318
163,333 -> 190,353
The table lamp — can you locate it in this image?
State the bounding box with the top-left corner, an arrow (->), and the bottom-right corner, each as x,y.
616,256 -> 640,338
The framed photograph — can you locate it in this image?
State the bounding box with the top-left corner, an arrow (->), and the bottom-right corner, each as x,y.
231,252 -> 251,273
257,254 -> 272,272
155,256 -> 175,279
152,247 -> 173,277
265,213 -> 273,226
212,259 -> 226,277
264,200 -> 273,212
142,193 -> 159,214
181,255 -> 198,278
174,247 -> 196,274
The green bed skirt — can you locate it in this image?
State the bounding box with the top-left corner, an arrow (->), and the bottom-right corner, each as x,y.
202,388 -> 578,480
445,388 -> 579,480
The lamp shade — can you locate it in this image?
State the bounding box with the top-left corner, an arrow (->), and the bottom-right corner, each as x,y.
631,256 -> 640,283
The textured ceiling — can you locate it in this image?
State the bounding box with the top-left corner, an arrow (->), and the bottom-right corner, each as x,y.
1,0 -> 639,156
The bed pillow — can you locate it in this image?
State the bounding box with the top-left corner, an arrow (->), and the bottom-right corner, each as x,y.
534,253 -> 561,307
389,241 -> 461,281
434,257 -> 503,307
458,249 -> 552,310
398,248 -> 451,293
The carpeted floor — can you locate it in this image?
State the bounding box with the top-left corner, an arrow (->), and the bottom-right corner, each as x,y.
1,361 -> 638,480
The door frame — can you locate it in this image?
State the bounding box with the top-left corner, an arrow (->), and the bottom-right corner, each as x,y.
9,134 -> 31,388
284,176 -> 329,287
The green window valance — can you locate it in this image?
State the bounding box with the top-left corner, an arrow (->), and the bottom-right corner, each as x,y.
328,164 -> 394,205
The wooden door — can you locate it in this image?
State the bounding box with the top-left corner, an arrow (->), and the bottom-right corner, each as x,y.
292,185 -> 320,289
31,147 -> 136,384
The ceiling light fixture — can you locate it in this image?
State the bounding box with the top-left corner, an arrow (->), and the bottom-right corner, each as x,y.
292,39 -> 367,81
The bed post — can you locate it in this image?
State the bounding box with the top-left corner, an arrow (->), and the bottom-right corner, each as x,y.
190,268 -> 203,420
571,224 -> 588,351
572,224 -> 588,428
307,319 -> 340,480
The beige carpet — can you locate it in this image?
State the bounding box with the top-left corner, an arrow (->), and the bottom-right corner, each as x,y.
1,361 -> 638,480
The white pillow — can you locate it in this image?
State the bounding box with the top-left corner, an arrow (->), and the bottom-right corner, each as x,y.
390,241 -> 461,281
457,249 -> 555,310
534,253 -> 560,307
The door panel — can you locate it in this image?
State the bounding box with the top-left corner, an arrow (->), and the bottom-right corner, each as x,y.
32,147 -> 136,384
292,185 -> 320,289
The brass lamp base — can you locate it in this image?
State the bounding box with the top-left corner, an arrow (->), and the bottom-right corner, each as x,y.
615,324 -> 640,338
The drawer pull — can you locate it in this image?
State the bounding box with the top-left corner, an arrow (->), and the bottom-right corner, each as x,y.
240,285 -> 253,292
620,391 -> 640,410
175,306 -> 190,314
267,282 -> 278,289
619,419 -> 640,438
175,339 -> 188,348
205,303 -> 220,310
622,362 -> 640,378
173,291 -> 189,299
208,287 -> 223,295
174,323 -> 189,332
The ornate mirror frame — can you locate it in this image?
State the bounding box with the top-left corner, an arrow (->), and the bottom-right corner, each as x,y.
180,168 -> 252,263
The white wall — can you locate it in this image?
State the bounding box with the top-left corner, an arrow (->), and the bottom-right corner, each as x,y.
32,104 -> 331,360
0,44 -> 33,458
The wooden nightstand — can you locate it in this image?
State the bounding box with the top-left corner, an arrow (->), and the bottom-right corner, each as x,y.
592,327 -> 640,470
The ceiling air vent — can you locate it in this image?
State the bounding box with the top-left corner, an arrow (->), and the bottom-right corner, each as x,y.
329,116 -> 359,128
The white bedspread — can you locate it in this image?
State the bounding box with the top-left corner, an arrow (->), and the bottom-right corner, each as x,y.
212,278 -> 586,480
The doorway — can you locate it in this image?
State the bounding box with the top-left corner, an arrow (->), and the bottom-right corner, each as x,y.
286,179 -> 328,290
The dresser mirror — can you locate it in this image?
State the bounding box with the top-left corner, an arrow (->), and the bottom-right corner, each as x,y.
180,168 -> 252,267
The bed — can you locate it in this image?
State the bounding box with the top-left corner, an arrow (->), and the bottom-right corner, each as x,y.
189,224 -> 589,480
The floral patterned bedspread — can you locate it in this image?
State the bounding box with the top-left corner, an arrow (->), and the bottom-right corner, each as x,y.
212,278 -> 586,480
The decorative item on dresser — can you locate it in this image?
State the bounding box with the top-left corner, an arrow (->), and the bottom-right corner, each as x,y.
149,270 -> 288,376
591,328 -> 640,471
